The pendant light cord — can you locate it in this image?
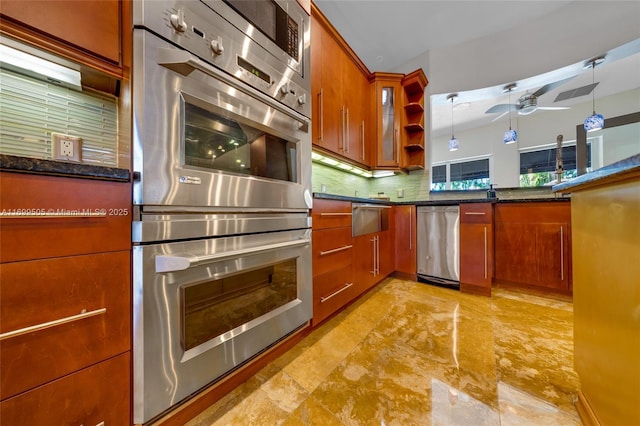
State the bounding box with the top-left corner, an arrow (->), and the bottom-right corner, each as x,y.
451,97 -> 454,139
591,60 -> 596,115
508,89 -> 513,130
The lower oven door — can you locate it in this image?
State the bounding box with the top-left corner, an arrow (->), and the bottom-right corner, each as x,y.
132,228 -> 312,423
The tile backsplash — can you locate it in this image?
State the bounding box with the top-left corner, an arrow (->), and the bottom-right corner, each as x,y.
0,68 -> 119,167
312,162 -> 430,201
312,162 -> 565,202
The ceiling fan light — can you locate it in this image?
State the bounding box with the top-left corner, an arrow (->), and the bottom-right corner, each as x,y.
503,129 -> 517,144
448,137 -> 459,151
584,113 -> 604,132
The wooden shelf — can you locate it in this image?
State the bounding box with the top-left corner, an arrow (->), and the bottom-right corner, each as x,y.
404,164 -> 424,171
404,123 -> 424,133
404,144 -> 424,151
404,102 -> 424,114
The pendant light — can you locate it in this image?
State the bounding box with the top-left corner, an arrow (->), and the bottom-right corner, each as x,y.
447,93 -> 459,151
583,56 -> 605,132
503,83 -> 517,144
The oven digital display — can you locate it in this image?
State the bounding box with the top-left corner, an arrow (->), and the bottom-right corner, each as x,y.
237,56 -> 271,84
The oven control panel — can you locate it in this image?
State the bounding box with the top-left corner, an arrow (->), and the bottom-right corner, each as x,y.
133,0 -> 310,118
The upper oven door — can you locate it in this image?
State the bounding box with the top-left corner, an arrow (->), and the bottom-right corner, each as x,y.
133,31 -> 311,210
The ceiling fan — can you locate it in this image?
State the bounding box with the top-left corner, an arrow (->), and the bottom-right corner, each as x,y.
485,76 -> 575,122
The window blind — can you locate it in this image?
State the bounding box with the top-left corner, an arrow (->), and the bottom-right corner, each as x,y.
432,164 -> 446,183
450,158 -> 489,182
520,145 -> 591,174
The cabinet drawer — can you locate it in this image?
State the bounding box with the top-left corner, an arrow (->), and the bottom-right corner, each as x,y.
1,352 -> 131,425
460,203 -> 493,223
0,251 -> 131,400
494,202 -> 571,223
0,172 -> 131,262
312,199 -> 352,229
313,266 -> 355,325
312,227 -> 353,276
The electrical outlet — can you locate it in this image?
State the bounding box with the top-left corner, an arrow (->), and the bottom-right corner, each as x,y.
397,188 -> 405,198
52,133 -> 82,162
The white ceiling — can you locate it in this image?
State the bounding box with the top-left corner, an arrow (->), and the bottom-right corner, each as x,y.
313,1 -> 640,137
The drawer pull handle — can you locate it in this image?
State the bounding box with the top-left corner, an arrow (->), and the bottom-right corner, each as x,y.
464,212 -> 486,215
319,212 -> 352,216
320,283 -> 353,303
353,205 -> 392,210
0,308 -> 107,341
319,245 -> 352,256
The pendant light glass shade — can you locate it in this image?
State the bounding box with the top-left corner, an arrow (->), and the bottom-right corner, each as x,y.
503,129 -> 517,144
584,113 -> 604,132
447,93 -> 459,151
583,56 -> 605,132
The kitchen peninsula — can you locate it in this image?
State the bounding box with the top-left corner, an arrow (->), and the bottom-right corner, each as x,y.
553,154 -> 640,426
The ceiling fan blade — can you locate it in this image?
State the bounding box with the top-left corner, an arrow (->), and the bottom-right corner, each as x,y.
537,106 -> 571,111
491,111 -> 509,122
531,76 -> 576,97
485,103 -> 517,114
518,106 -> 538,116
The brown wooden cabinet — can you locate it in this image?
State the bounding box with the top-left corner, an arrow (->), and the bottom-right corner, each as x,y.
371,73 -> 403,169
400,70 -> 428,170
311,198 -> 355,325
311,7 -> 370,166
0,0 -> 123,78
0,171 -> 132,424
494,202 -> 572,294
459,203 -> 494,296
352,229 -> 393,294
394,205 -> 416,280
1,353 -> 131,426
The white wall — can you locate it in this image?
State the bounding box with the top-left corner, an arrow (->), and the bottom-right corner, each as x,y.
393,1 -> 640,186
431,89 -> 640,187
398,2 -> 640,96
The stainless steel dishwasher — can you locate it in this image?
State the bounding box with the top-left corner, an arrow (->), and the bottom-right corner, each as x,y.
416,205 -> 460,289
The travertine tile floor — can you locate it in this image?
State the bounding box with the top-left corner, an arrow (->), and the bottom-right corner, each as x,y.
186,278 -> 581,425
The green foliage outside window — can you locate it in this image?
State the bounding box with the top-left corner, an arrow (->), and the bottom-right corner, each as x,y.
450,177 -> 491,190
519,169 -> 578,187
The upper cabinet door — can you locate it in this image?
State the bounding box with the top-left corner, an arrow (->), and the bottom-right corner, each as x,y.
1,0 -> 121,76
343,58 -> 369,165
311,7 -> 372,168
373,74 -> 403,168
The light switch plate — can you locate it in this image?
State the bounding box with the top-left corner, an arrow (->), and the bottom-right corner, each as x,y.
52,133 -> 82,162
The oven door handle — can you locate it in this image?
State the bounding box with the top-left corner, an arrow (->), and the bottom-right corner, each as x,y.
157,48 -> 309,131
155,238 -> 310,273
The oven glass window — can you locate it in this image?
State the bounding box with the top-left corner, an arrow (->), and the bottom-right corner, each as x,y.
181,258 -> 298,351
184,102 -> 297,183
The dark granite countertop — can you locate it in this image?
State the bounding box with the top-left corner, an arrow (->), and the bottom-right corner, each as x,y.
314,192 -> 569,206
0,154 -> 130,182
553,153 -> 640,193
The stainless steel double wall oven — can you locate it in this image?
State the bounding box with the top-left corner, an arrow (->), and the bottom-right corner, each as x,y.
132,1 -> 311,422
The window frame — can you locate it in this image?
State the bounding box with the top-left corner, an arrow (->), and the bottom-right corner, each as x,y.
431,155 -> 492,191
